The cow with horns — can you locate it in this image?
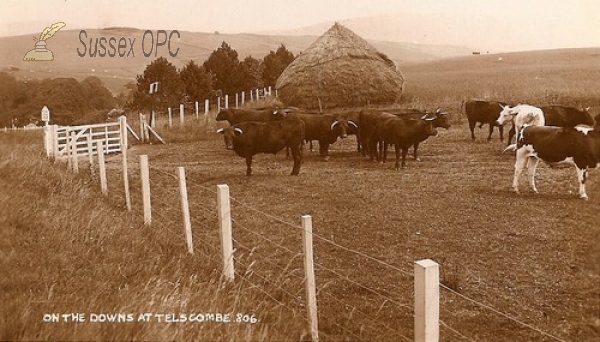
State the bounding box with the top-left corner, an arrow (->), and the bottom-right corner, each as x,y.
216,119 -> 305,176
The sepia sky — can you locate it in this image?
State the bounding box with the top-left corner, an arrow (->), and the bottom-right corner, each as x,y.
1,0 -> 599,52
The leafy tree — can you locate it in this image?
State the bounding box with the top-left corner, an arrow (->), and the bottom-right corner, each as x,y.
179,60 -> 213,103
262,44 -> 295,86
203,42 -> 243,95
81,76 -> 116,111
239,56 -> 263,91
132,57 -> 184,112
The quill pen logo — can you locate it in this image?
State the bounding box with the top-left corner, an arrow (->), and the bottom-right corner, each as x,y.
23,22 -> 66,61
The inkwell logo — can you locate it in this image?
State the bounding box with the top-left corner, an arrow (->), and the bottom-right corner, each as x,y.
23,22 -> 66,61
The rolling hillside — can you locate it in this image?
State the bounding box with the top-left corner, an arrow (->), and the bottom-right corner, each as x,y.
0,27 -> 470,94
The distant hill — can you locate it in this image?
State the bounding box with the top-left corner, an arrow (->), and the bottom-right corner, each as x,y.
0,28 -> 471,94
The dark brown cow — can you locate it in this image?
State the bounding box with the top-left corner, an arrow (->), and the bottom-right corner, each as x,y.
283,112 -> 357,160
393,108 -> 451,161
376,115 -> 438,169
512,124 -> 599,199
215,107 -> 287,125
465,99 -> 507,142
216,119 -> 305,176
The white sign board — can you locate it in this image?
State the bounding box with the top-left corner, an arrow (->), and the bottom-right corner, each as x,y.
41,106 -> 50,123
149,82 -> 159,94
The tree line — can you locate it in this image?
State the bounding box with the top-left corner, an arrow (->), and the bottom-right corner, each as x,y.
0,42 -> 295,127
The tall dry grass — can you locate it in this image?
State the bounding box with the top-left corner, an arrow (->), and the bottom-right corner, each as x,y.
0,131 -> 308,341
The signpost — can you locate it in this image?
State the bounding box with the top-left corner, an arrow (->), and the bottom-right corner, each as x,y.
41,106 -> 50,126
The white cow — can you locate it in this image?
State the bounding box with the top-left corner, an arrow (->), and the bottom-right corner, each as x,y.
496,104 -> 545,151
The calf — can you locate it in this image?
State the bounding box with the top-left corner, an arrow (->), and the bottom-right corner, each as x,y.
465,99 -> 507,142
512,125 -> 600,199
216,119 -> 305,176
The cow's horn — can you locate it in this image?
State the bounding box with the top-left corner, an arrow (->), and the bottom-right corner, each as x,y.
424,116 -> 436,121
348,120 -> 359,128
234,128 -> 244,135
216,128 -> 224,134
331,121 -> 339,130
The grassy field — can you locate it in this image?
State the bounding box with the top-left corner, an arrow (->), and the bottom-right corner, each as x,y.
1,48 -> 599,341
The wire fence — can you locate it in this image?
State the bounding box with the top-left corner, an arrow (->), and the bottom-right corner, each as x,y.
50,138 -> 574,342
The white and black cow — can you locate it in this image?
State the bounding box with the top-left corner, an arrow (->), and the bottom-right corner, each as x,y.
511,124 -> 600,199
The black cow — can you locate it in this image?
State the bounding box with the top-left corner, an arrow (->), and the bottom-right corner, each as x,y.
512,124 -> 599,199
216,119 -> 305,176
506,106 -> 595,147
283,112 -> 356,160
339,111 -> 362,152
465,99 -> 506,142
376,115 -> 438,169
215,107 -> 287,125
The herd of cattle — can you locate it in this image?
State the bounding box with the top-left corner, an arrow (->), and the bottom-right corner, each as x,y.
214,100 -> 600,200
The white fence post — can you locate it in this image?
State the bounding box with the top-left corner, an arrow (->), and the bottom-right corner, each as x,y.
217,184 -> 234,282
139,113 -> 145,143
140,155 -> 151,226
180,103 -> 185,126
204,99 -> 209,114
302,215 -> 319,342
217,96 -> 221,112
195,101 -> 199,118
70,131 -> 79,173
235,93 -> 239,109
168,107 -> 173,128
414,259 -> 439,342
178,167 -> 193,254
96,141 -> 107,195
224,95 -> 229,109
86,131 -> 94,168
52,125 -> 59,159
119,116 -> 131,211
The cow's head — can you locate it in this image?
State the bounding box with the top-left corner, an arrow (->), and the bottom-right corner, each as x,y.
434,108 -> 451,129
421,114 -> 438,136
330,117 -> 355,139
216,126 -> 243,150
496,104 -> 518,126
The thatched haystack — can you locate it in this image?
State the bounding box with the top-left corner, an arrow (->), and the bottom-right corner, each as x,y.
275,23 -> 404,110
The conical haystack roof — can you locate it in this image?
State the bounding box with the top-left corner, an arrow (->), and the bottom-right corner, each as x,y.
275,23 -> 404,110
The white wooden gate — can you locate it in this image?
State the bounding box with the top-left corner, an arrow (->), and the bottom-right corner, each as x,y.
44,116 -> 128,159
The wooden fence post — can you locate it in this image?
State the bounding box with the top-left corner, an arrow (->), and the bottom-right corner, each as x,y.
180,103 -> 185,126
96,141 -> 107,195
414,259 -> 439,342
70,131 -> 79,173
178,167 -> 194,254
224,95 -> 229,109
302,215 -> 319,342
235,93 -> 239,109
139,113 -> 145,143
217,96 -> 221,112
86,131 -> 94,168
52,125 -> 59,160
140,155 -> 151,226
204,99 -> 209,114
168,107 -> 173,128
195,101 -> 199,118
217,184 -> 234,282
241,91 -> 245,105
119,116 -> 131,211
